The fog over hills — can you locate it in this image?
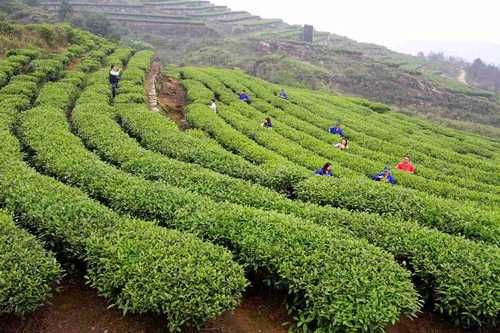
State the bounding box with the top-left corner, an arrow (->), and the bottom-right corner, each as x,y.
394,40 -> 500,66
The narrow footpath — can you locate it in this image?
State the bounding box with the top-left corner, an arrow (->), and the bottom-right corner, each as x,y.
146,60 -> 190,130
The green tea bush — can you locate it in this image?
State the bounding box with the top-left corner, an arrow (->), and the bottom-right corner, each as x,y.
31,59 -> 65,81
0,47 -> 246,331
20,102 -> 420,332
215,96 -> 499,205
0,211 -> 61,315
0,81 -> 38,99
296,176 -> 500,244
10,74 -> 40,84
72,96 -> 500,327
114,92 -> 145,104
79,58 -> 101,73
35,81 -> 79,110
0,157 -> 245,332
182,78 -> 214,103
117,105 -> 270,184
185,103 -> 310,192
6,48 -> 41,59
214,68 -> 500,185
105,47 -> 133,66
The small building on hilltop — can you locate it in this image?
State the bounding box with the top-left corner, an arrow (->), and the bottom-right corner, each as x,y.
303,24 -> 314,43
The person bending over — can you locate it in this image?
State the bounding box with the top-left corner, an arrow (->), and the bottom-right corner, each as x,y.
372,166 -> 396,185
395,155 -> 415,174
335,137 -> 349,151
315,162 -> 334,176
328,122 -> 345,137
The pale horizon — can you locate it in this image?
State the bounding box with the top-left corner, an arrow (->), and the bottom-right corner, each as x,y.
212,0 -> 500,63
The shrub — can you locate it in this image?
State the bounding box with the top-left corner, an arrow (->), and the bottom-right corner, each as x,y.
0,47 -> 246,331
72,96 -> 500,327
20,100 -> 420,332
117,105 -> 270,185
35,81 -> 79,110
296,176 -> 500,245
0,211 -> 61,315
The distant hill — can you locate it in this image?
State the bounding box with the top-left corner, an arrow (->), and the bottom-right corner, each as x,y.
10,0 -> 500,131
395,40 -> 500,66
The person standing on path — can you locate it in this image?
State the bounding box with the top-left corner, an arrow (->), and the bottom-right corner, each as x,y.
109,65 -> 121,99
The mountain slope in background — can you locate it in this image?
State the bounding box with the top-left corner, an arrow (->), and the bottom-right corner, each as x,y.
395,40 -> 500,65
24,0 -> 500,132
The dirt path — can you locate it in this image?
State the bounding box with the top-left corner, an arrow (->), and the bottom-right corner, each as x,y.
146,61 -> 190,130
146,60 -> 161,112
158,75 -> 190,130
1,274 -> 495,332
0,276 -> 290,333
458,69 -> 468,85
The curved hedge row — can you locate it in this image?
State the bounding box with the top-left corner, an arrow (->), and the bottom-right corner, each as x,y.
204,102 -> 500,241
311,92 -> 500,175
105,47 -> 133,66
291,92 -> 500,185
215,96 -> 499,205
230,69 -> 500,178
203,68 -> 500,192
180,69 -> 500,239
0,50 -> 246,331
181,67 -> 491,195
246,97 -> 500,197
208,68 -> 500,190
296,176 -> 499,245
115,105 -> 290,188
0,50 -> 36,88
20,101 -> 421,331
0,151 -> 245,332
0,211 -> 61,315
184,103 -> 309,192
72,91 -> 500,327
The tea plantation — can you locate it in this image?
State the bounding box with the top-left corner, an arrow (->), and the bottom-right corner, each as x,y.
0,25 -> 498,332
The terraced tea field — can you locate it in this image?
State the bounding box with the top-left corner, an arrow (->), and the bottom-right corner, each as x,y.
0,26 -> 498,333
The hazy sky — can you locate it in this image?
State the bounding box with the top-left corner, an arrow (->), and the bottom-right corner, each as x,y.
211,0 -> 500,48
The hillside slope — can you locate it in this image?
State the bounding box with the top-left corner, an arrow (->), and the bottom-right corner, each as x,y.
13,0 -> 494,132
1,21 -> 499,332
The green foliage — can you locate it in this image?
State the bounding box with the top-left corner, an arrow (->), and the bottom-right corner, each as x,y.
6,48 -> 41,59
105,47 -> 133,66
176,66 -> 500,326
117,105 -> 270,185
70,11 -> 122,41
296,176 -> 500,244
72,82 -> 500,328
0,49 -> 38,89
347,97 -> 391,113
23,102 -> 421,332
0,46 -> 246,331
0,211 -> 61,315
15,50 -> 424,332
35,81 -> 79,110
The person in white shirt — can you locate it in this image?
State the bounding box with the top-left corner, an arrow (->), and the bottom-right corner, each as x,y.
334,137 -> 349,151
209,99 -> 217,113
109,65 -> 121,98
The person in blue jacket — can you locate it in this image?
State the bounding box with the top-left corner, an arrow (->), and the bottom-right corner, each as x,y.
279,88 -> 289,100
372,166 -> 396,185
261,117 -> 273,128
328,122 -> 345,137
239,90 -> 251,103
315,162 -> 333,176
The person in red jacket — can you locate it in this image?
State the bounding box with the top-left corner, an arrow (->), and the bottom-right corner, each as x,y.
396,155 -> 415,174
